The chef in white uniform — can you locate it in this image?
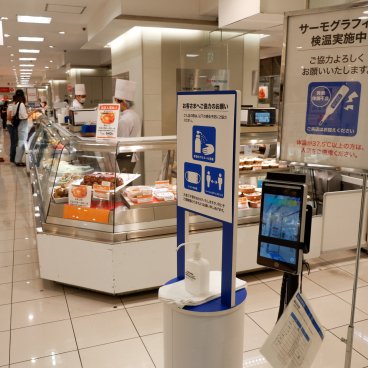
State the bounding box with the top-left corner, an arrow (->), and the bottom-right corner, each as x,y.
72,84 -> 87,109
114,79 -> 142,173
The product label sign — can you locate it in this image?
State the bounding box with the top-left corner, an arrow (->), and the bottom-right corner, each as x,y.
177,91 -> 240,223
281,6 -> 368,169
68,185 -> 92,208
96,104 -> 120,139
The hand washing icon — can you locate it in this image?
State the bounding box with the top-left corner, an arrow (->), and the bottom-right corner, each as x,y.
192,126 -> 216,163
194,131 -> 215,156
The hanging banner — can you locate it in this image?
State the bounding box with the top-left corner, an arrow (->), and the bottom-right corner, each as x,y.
96,103 -> 120,139
177,91 -> 240,223
281,4 -> 368,170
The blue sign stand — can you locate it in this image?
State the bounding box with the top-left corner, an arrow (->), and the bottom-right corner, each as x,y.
176,90 -> 241,308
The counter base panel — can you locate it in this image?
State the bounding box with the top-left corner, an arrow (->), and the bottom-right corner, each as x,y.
36,217 -> 322,294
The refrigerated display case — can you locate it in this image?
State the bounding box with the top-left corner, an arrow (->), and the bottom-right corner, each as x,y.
29,121 -> 323,294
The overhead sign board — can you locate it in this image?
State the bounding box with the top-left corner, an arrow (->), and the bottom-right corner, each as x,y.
177,91 -> 240,223
281,5 -> 368,170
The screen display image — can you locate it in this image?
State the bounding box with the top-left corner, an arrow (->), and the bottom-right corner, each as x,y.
255,112 -> 271,124
259,242 -> 297,265
261,193 -> 302,242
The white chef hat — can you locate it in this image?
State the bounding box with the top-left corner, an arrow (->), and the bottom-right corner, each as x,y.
74,84 -> 86,95
114,79 -> 136,101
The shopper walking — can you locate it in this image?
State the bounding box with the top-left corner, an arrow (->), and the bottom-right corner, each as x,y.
6,95 -> 17,163
13,90 -> 30,167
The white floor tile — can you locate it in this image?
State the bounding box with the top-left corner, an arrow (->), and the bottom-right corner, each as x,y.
0,231 -> 14,241
331,320 -> 368,360
10,320 -> 77,364
65,290 -> 124,318
12,279 -> 63,303
243,315 -> 268,352
0,284 -> 11,306
321,249 -> 364,267
0,252 -> 13,268
243,284 -> 280,314
340,261 -> 368,283
336,286 -> 368,314
306,257 -> 335,273
308,294 -> 368,329
0,267 -> 12,284
307,268 -> 367,293
243,349 -> 271,367
11,296 -> 69,329
311,330 -> 368,368
142,333 -> 163,368
237,273 -> 262,285
13,238 -> 36,251
0,305 -> 11,332
248,308 -> 279,334
9,351 -> 82,368
13,250 -> 38,266
265,277 -> 331,300
13,229 -> 35,240
0,330 -> 10,366
12,263 -> 40,283
127,303 -> 163,336
0,240 -> 13,253
72,309 -> 138,349
122,290 -> 159,308
79,338 -> 155,368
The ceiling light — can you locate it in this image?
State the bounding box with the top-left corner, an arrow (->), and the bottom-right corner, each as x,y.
364,10 -> 368,14
49,45 -> 54,48
10,60 -> 14,62
4,34 -> 10,38
17,15 -> 52,24
297,46 -> 303,49
58,31 -> 65,35
19,64 -> 34,67
19,57 -> 36,61
186,54 -> 199,58
49,60 -> 53,63
1,17 -> 8,20
20,69 -> 32,71
12,68 -> 16,71
10,53 -> 14,56
19,49 -> 40,53
45,66 -> 49,69
359,16 -> 368,20
18,36 -> 44,42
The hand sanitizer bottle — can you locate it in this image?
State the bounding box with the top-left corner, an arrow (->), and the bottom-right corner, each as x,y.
185,243 -> 210,296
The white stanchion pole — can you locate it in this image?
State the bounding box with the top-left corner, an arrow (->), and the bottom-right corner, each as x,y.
344,174 -> 367,368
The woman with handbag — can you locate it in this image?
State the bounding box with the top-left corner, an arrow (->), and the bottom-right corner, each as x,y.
6,95 -> 17,163
13,90 -> 31,167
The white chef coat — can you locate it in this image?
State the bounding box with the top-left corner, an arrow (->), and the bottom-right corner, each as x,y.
72,99 -> 84,109
117,109 -> 141,138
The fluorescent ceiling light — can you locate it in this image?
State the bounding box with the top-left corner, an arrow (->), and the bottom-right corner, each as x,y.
45,66 -> 49,69
18,36 -> 44,42
10,60 -> 14,62
10,53 -> 14,56
1,17 -> 8,20
49,45 -> 54,48
17,15 -> 52,24
19,64 -> 34,67
20,72 -> 32,74
20,69 -> 32,71
58,31 -> 65,35
186,54 -> 199,58
4,34 -> 10,38
49,60 -> 53,63
19,57 -> 37,61
19,49 -> 40,53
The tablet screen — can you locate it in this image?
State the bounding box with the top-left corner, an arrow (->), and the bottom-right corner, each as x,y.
259,242 -> 298,266
261,192 -> 302,243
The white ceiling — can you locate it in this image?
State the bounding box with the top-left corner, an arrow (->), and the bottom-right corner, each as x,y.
0,0 -> 107,85
0,0 -> 286,87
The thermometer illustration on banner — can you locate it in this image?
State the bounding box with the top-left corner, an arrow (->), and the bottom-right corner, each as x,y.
319,85 -> 349,125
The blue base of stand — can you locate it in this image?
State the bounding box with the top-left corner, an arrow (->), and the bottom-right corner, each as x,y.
165,278 -> 247,313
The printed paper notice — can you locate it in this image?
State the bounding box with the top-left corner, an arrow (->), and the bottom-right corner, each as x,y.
68,185 -> 92,208
96,104 -> 120,139
261,292 -> 324,368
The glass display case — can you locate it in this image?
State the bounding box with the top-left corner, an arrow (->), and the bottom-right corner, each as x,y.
29,121 -> 284,243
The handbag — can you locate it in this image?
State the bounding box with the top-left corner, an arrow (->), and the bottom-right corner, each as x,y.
11,103 -> 21,128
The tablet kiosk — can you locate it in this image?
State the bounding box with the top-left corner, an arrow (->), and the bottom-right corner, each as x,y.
257,180 -> 307,275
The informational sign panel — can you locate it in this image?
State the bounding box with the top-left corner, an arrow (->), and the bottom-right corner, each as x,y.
68,185 -> 92,208
281,5 -> 368,169
96,103 -> 120,139
177,91 -> 240,223
261,292 -> 324,368
26,88 -> 38,102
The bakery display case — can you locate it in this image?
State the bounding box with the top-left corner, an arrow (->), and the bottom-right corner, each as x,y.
29,121 -> 323,294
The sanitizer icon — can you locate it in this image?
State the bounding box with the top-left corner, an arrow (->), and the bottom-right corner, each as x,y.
192,126 -> 216,163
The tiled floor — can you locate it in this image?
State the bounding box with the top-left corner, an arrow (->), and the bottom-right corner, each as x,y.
1,129 -> 368,367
